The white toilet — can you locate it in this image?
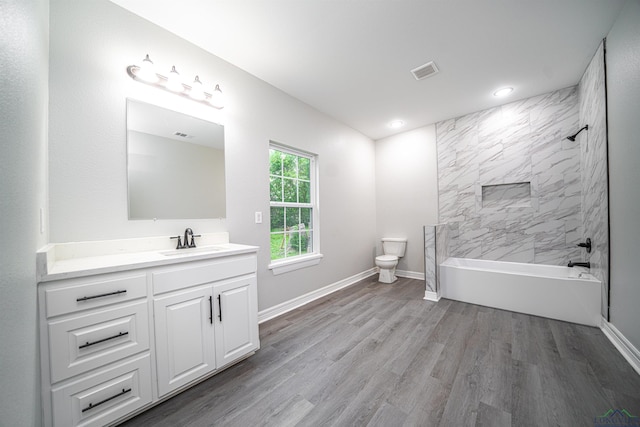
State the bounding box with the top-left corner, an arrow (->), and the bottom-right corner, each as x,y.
375,238 -> 407,283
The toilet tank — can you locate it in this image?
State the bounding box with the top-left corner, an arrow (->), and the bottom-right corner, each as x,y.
382,238 -> 407,257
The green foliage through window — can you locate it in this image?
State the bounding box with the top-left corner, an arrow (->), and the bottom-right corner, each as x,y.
269,147 -> 315,261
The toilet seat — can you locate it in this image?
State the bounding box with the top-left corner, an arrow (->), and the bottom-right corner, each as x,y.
376,255 -> 398,262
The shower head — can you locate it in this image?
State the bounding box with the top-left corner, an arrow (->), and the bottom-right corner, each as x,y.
567,125 -> 589,141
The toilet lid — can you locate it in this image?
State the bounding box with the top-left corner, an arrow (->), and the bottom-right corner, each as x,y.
376,255 -> 398,261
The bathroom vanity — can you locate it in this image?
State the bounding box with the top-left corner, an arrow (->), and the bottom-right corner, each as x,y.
36,234 -> 259,427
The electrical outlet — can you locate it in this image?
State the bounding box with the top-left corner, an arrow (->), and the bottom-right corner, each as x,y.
255,211 -> 262,224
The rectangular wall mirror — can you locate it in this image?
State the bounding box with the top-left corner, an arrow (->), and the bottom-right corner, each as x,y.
126,99 -> 226,220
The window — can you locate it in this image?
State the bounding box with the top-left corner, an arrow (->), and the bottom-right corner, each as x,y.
269,144 -> 320,271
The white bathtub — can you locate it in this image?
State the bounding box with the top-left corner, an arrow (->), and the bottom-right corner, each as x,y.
440,257 -> 601,326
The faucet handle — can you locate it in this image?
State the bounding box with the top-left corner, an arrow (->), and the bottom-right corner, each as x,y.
170,235 -> 185,249
188,234 -> 201,248
577,238 -> 592,253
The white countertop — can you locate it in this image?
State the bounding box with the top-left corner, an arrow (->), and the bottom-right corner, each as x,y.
37,234 -> 259,282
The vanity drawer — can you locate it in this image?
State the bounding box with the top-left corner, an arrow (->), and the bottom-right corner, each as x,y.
152,254 -> 257,295
51,353 -> 152,427
45,273 -> 147,318
48,300 -> 150,383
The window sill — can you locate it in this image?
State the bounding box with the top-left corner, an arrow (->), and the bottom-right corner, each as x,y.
268,253 -> 324,275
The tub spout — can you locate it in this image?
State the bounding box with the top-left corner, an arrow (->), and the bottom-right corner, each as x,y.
568,260 -> 590,268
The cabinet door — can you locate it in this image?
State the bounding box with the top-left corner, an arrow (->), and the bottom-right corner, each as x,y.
154,286 -> 215,397
214,276 -> 259,367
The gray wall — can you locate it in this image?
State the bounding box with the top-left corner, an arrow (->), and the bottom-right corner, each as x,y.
578,43 -> 610,318
375,125 -> 439,275
606,0 -> 640,352
127,131 -> 226,219
436,87 -> 583,265
48,0 -> 378,311
0,0 -> 49,424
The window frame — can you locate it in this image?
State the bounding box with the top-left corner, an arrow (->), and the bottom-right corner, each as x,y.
268,142 -> 322,275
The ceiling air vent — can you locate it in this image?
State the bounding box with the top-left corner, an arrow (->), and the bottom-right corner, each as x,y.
173,131 -> 192,138
411,61 -> 439,80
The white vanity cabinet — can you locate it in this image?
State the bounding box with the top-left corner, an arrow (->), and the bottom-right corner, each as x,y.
38,242 -> 259,427
38,272 -> 153,427
151,254 -> 259,397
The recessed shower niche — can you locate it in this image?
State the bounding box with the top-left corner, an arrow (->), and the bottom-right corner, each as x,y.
481,182 -> 531,209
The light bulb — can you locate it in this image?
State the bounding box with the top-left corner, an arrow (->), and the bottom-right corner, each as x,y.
138,54 -> 158,83
190,76 -> 205,101
167,66 -> 183,92
493,87 -> 513,97
209,84 -> 224,109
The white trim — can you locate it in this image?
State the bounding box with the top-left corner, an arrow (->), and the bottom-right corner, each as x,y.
600,318 -> 640,375
258,268 -> 377,323
424,290 -> 441,301
395,269 -> 425,280
268,253 -> 323,275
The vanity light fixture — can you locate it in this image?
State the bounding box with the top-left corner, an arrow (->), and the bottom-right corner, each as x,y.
166,66 -> 183,92
190,76 -> 205,101
210,84 -> 224,109
138,54 -> 158,83
127,54 -> 224,109
493,87 -> 513,97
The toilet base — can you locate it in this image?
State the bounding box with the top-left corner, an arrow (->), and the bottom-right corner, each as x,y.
378,268 -> 397,284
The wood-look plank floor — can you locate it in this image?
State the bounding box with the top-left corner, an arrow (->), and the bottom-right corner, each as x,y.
121,277 -> 640,427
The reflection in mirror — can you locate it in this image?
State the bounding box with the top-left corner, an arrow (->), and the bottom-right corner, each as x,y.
126,99 -> 226,219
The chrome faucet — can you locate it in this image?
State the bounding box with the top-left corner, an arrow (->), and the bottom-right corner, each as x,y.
568,260 -> 590,268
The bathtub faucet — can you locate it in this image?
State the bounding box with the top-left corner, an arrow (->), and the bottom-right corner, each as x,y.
568,260 -> 590,268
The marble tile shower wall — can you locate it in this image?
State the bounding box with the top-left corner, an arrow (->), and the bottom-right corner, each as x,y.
436,86 -> 582,265
579,42 -> 609,318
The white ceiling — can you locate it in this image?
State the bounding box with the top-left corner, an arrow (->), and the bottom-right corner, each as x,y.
111,0 -> 624,140
127,99 -> 224,149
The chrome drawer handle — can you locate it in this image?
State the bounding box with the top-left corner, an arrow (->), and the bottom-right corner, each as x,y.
79,331 -> 129,349
82,388 -> 132,413
76,289 -> 127,302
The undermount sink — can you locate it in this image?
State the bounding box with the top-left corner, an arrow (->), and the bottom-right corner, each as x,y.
160,245 -> 226,256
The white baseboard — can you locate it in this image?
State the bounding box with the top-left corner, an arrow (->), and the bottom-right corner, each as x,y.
601,317 -> 640,375
396,269 -> 425,280
424,290 -> 441,301
258,268 -> 377,323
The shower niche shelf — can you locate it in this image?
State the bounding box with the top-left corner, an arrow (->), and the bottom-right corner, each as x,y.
475,179 -> 539,214
481,182 -> 532,209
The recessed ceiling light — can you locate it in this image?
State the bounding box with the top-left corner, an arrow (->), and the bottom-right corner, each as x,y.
493,87 -> 513,97
389,120 -> 405,129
